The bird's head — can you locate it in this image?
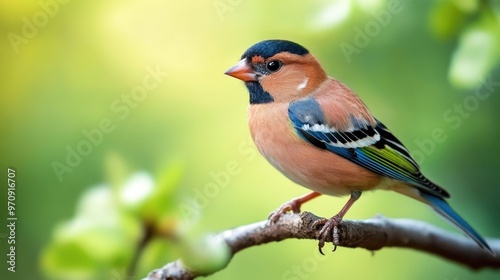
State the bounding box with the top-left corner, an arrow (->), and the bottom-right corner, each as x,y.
225,40 -> 327,104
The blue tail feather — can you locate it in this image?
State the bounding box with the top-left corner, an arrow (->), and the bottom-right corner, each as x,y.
420,192 -> 494,255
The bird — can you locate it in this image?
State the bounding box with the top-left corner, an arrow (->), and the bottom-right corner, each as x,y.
224,39 -> 494,255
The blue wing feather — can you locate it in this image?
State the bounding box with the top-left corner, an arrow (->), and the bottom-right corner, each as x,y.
288,97 -> 447,197
288,96 -> 493,255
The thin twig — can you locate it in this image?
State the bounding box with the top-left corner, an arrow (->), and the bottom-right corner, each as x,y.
128,221 -> 155,278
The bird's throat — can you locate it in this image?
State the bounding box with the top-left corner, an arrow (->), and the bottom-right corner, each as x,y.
245,82 -> 274,104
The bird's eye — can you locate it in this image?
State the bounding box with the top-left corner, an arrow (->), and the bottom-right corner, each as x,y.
266,60 -> 282,72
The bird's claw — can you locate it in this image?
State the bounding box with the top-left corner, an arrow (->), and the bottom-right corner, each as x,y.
312,215 -> 342,255
268,200 -> 302,224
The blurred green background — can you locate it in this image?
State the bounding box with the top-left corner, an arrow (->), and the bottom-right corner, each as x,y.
1,0 -> 500,279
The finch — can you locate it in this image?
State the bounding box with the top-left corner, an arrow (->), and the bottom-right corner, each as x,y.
225,39 -> 493,255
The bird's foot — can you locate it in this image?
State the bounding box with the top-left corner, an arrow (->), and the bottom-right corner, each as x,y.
312,214 -> 342,255
268,199 -> 302,224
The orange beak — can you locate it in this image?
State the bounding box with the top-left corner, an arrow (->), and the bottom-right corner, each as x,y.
225,59 -> 257,82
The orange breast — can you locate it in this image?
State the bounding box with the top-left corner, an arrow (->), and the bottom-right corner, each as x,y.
248,103 -> 382,197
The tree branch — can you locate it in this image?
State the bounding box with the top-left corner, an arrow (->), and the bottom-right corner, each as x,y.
143,212 -> 499,280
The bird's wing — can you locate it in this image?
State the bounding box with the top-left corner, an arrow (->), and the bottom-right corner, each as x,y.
288,97 -> 450,198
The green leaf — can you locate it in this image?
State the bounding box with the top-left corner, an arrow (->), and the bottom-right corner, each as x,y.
41,186 -> 141,279
448,14 -> 500,89
180,235 -> 231,275
41,241 -> 99,280
136,237 -> 177,277
118,171 -> 155,211
428,0 -> 468,39
105,152 -> 133,194
453,0 -> 480,13
141,161 -> 184,223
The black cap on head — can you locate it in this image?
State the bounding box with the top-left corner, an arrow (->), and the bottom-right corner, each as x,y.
241,40 -> 309,60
